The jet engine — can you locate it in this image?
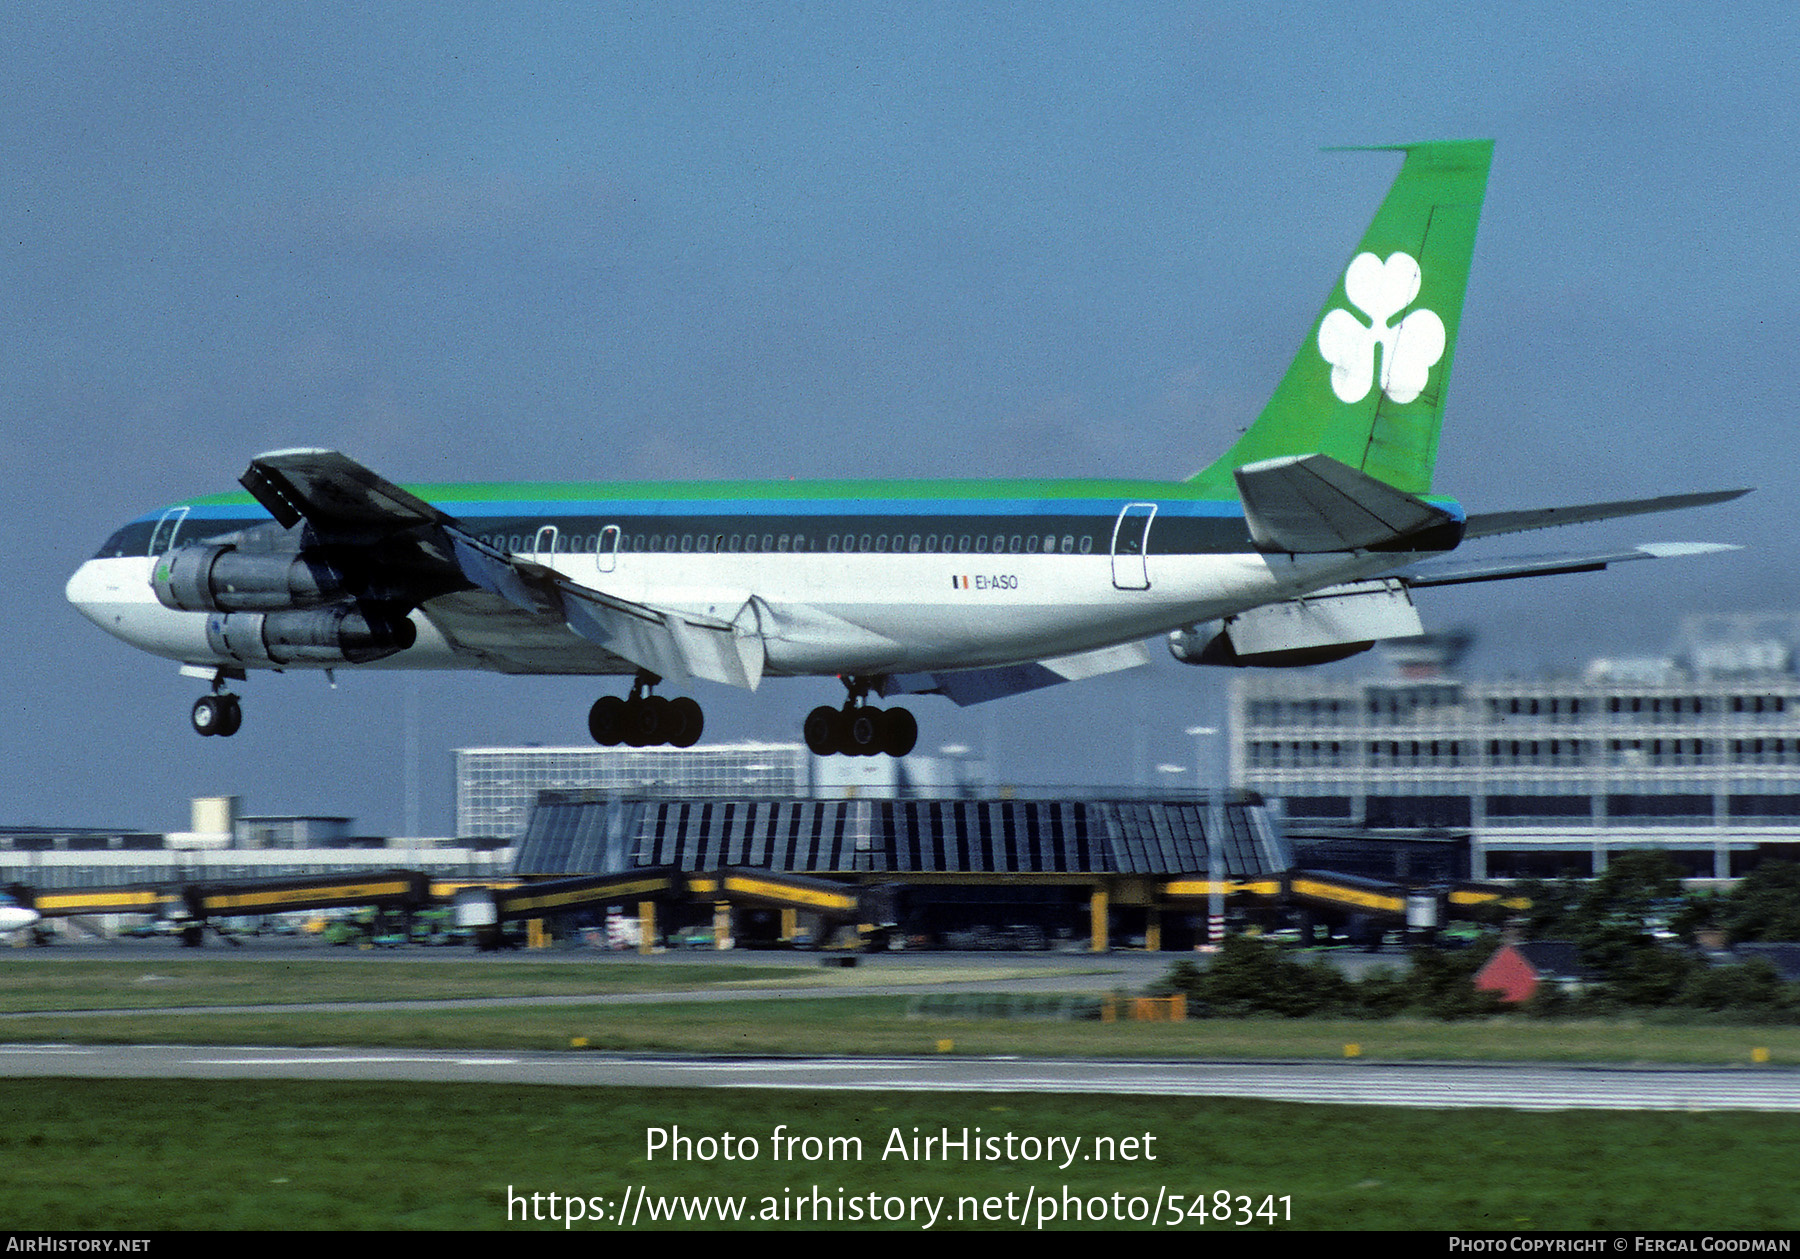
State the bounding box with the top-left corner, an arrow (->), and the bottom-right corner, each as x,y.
1169,581 -> 1417,668
204,603 -> 417,666
153,532 -> 347,613
1168,624 -> 1372,669
1167,623 -> 1221,665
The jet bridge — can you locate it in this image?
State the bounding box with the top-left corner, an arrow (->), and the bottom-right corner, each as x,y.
512,792 -> 1527,949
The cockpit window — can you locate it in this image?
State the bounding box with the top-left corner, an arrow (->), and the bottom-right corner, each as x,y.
91,513 -> 263,560
94,522 -> 152,559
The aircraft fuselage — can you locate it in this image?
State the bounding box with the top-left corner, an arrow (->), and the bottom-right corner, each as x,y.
69,477 -> 1459,679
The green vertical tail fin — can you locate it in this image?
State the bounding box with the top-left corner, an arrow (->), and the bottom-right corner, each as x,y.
1189,140 -> 1492,497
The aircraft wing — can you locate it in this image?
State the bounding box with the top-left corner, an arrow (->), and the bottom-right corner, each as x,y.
883,640 -> 1153,706
240,448 -> 459,532
239,449 -> 765,689
1460,488 -> 1750,540
1380,541 -> 1740,588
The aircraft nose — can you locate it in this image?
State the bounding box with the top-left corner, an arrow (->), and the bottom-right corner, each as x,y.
66,555 -> 139,637
67,550 -> 215,661
66,559 -> 105,622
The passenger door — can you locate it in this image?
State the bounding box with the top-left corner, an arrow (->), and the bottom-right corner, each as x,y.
1110,503 -> 1157,590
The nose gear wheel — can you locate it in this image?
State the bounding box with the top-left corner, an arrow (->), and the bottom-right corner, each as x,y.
191,693 -> 242,738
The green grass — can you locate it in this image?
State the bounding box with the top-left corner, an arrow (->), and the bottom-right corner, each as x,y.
5,956 -> 1798,1231
8,999 -> 1800,1063
4,957 -> 1800,1063
1,1080 -> 1794,1231
0,958 -> 815,1011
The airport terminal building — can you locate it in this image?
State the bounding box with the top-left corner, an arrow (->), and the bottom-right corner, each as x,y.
1230,616 -> 1800,879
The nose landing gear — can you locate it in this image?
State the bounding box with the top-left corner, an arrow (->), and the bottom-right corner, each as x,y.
188,667 -> 245,737
191,692 -> 242,737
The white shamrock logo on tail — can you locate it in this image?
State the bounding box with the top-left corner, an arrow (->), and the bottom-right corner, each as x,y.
1317,251 -> 1445,404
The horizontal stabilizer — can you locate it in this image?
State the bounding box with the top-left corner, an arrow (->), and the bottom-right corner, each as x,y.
1234,453 -> 1457,553
1387,541 -> 1739,588
884,640 -> 1151,707
1461,488 -> 1749,540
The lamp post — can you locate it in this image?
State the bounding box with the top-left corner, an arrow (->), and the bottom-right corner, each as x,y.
939,743 -> 974,798
1185,725 -> 1223,950
1184,725 -> 1217,787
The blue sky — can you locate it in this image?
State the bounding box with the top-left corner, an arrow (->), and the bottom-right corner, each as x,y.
4,3 -> 1793,834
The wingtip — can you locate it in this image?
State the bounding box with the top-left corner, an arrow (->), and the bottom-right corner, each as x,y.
253,447 -> 339,460
1638,542 -> 1742,558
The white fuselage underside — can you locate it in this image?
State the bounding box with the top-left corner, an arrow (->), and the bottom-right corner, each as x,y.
67,547 -> 1412,680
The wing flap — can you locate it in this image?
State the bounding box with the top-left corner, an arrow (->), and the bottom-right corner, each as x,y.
1227,579 -> 1421,654
560,586 -> 765,690
452,531 -> 765,689
419,590 -> 631,675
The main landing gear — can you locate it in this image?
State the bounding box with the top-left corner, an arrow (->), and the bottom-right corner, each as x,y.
804,676 -> 918,758
588,673 -> 704,748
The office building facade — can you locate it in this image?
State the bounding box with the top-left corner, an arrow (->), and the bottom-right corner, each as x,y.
455,743 -> 814,840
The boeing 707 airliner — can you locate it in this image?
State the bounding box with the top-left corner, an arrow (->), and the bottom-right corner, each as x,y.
66,141 -> 1746,756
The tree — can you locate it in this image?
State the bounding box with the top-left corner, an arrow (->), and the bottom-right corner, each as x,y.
1721,858 -> 1800,944
1565,850 -> 1685,988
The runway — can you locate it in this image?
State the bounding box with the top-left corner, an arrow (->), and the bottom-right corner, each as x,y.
5,1043 -> 1797,1111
